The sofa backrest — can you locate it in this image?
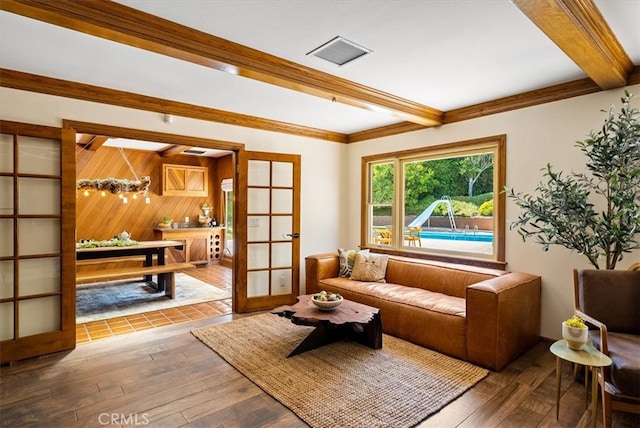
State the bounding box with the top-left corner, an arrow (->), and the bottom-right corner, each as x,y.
384,256 -> 507,298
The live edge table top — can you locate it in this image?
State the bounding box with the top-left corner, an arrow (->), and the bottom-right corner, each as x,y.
271,294 -> 382,357
272,294 -> 379,326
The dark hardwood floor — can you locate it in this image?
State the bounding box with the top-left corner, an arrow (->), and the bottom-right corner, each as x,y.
1,314 -> 638,427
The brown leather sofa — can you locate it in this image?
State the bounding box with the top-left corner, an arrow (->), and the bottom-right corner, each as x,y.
305,253 -> 542,371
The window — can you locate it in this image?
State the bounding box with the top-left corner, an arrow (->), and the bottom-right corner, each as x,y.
362,135 -> 506,266
221,178 -> 233,256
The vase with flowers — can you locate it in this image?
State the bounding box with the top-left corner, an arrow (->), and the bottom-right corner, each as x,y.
562,315 -> 588,350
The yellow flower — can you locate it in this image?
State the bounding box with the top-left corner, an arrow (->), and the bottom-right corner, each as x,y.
564,315 -> 587,329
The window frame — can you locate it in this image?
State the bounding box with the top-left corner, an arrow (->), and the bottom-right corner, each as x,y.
360,135 -> 506,269
222,180 -> 233,255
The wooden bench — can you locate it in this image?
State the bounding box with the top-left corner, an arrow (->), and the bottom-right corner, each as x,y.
76,263 -> 195,299
76,255 -> 164,267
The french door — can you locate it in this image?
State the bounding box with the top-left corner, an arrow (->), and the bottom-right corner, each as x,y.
0,121 -> 76,364
235,151 -> 301,312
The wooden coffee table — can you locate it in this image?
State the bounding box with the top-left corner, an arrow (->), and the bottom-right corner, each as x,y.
272,294 -> 382,357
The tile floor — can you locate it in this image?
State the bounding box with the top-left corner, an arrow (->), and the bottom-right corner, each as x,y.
76,264 -> 232,343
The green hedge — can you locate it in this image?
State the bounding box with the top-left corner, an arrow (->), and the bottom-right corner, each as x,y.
377,192 -> 494,218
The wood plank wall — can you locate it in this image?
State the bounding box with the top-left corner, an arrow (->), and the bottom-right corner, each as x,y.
76,146 -> 232,243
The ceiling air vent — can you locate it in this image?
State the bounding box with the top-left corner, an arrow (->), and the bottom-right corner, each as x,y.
307,36 -> 372,66
183,149 -> 206,155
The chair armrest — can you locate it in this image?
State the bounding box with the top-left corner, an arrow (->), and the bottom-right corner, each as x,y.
575,309 -> 609,354
305,253 -> 340,294
466,272 -> 541,371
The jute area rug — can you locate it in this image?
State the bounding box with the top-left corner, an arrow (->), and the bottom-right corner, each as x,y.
192,313 -> 488,428
77,273 -> 231,323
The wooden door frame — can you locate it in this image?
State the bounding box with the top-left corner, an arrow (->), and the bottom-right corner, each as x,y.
235,150 -> 301,312
63,120 -> 246,313
0,121 -> 76,364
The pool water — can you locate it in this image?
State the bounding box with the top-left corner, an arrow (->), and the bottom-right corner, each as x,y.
419,231 -> 493,242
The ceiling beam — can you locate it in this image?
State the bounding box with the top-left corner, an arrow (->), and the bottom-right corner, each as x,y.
443,74 -> 602,124
348,122 -> 425,144
513,0 -> 633,89
64,119 -> 246,152
76,134 -> 94,147
78,135 -> 109,151
0,0 -> 443,127
7,64 -> 637,146
0,68 -> 348,143
159,145 -> 193,157
348,65 -> 640,143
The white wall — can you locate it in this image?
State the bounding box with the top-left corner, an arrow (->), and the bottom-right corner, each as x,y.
343,84 -> 640,339
0,87 -> 346,293
2,85 -> 639,340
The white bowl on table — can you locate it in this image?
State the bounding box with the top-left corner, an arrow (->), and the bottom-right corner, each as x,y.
311,292 -> 343,310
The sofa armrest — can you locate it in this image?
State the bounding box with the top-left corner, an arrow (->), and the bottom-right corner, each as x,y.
305,253 -> 340,294
466,272 -> 541,371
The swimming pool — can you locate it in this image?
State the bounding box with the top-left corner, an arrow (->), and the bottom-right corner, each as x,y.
419,230 -> 493,242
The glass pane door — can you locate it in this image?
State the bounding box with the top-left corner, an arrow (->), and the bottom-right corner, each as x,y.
236,151 -> 300,312
0,122 -> 75,364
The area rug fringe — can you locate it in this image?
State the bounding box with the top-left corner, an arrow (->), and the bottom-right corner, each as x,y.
192,313 -> 488,428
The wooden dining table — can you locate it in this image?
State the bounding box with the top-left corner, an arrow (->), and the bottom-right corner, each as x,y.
76,240 -> 185,291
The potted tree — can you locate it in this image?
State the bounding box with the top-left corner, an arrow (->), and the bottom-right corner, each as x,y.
507,91 -> 640,270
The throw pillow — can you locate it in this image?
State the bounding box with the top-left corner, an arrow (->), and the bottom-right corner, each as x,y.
350,253 -> 389,282
338,248 -> 369,278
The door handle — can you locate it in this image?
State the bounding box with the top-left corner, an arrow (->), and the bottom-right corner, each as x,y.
285,233 -> 300,239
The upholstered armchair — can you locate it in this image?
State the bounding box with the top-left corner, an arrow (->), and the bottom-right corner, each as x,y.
573,269 -> 640,427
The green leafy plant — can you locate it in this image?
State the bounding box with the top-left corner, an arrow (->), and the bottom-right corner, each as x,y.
162,216 -> 172,224
433,198 -> 478,217
508,91 -> 640,269
478,199 -> 494,216
564,315 -> 587,329
459,192 -> 493,207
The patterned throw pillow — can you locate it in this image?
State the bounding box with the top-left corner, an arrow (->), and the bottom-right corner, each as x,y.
350,253 -> 389,282
338,248 -> 370,278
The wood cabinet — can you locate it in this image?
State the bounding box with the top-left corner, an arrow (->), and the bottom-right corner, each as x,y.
154,227 -> 224,265
161,164 -> 208,197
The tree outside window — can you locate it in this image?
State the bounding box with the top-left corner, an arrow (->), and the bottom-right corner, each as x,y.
362,135 -> 505,265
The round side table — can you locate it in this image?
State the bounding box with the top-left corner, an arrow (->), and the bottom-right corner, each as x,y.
550,339 -> 612,428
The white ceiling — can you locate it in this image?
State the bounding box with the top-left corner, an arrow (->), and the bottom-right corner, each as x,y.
1,0 -> 639,136
99,136 -> 229,158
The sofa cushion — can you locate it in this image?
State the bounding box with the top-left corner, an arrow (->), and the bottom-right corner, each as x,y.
384,257 -> 504,298
351,253 -> 388,282
366,282 -> 466,317
319,277 -> 465,317
608,333 -> 640,397
592,331 -> 640,397
337,248 -> 369,278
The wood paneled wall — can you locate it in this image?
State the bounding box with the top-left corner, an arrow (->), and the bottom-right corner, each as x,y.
76,147 -> 231,243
